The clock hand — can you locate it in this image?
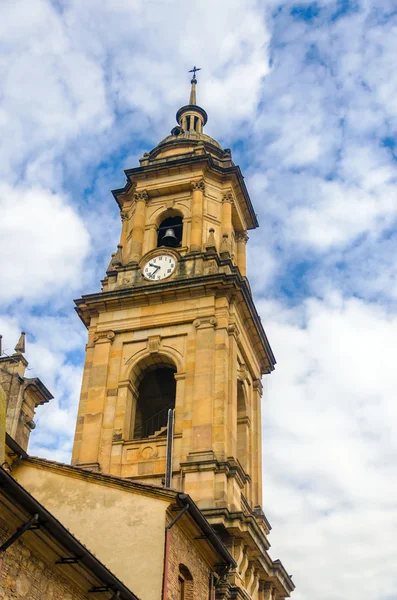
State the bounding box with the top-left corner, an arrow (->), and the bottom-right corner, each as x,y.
148,264 -> 161,278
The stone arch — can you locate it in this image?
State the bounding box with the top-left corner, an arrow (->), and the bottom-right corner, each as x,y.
178,564 -> 193,600
126,351 -> 182,440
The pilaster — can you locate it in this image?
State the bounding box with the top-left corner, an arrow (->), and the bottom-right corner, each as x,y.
130,190 -> 149,262
190,180 -> 205,253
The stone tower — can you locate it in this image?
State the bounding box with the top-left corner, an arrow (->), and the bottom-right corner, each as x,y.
72,75 -> 294,599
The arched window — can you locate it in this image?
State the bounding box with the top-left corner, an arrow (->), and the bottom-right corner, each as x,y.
157,216 -> 183,248
178,564 -> 193,600
133,365 -> 176,439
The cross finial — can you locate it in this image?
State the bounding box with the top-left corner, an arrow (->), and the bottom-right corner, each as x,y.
188,66 -> 201,82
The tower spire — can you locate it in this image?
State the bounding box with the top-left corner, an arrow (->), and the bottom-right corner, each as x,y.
188,66 -> 201,105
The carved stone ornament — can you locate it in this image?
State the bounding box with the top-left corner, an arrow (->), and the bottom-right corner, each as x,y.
220,233 -> 230,254
253,378 -> 263,396
191,179 -> 205,192
193,316 -> 218,330
205,228 -> 217,252
93,331 -> 116,344
235,231 -> 249,244
238,363 -> 250,383
222,192 -> 233,203
133,190 -> 149,202
147,335 -> 161,354
227,322 -> 240,341
120,210 -> 129,221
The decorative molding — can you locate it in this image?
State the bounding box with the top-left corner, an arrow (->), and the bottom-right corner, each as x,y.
133,190 -> 149,202
222,192 -> 233,203
93,330 -> 115,344
147,335 -> 161,354
227,322 -> 240,341
238,363 -> 250,383
220,233 -> 230,255
205,228 -> 217,253
253,378 -> 263,396
193,316 -> 218,330
235,231 -> 249,244
191,179 -> 205,192
120,210 -> 129,221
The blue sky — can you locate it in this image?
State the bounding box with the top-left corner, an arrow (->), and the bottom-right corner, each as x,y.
1,1 -> 397,599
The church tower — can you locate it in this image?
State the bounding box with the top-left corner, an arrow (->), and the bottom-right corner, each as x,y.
72,73 -> 294,599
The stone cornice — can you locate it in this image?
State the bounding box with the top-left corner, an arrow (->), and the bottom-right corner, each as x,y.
112,154 -> 258,230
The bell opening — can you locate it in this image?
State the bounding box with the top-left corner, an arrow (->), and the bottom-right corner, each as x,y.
157,216 -> 183,248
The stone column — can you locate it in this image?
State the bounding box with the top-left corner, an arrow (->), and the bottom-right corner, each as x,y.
130,190 -> 148,262
252,378 -> 263,507
119,210 -> 129,260
191,317 -> 217,452
236,232 -> 249,276
190,180 -> 205,253
77,331 -> 115,470
221,192 -> 233,254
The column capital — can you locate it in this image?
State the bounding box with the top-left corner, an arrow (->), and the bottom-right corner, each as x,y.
93,330 -> 115,344
222,191 -> 233,203
193,316 -> 218,330
236,231 -> 249,244
133,190 -> 149,202
191,179 -> 205,192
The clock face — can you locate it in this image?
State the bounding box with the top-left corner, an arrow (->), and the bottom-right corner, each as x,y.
142,254 -> 176,281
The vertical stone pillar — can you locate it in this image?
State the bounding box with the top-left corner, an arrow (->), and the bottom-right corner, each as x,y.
236,232 -> 249,276
222,192 -> 233,252
191,317 -> 217,451
119,210 -> 129,261
72,324 -> 97,466
77,330 -> 115,470
213,298 -> 230,462
252,378 -> 263,507
130,190 -> 148,262
190,180 -> 205,253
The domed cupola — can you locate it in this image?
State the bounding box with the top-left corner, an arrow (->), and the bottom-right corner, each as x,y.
175,68 -> 208,134
147,68 -> 227,162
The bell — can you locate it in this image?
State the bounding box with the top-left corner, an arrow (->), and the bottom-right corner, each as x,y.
161,228 -> 179,247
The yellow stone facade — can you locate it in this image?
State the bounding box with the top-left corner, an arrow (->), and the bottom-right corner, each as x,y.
71,79 -> 294,599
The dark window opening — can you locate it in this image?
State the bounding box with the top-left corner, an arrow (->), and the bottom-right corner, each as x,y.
133,366 -> 176,439
193,116 -> 199,131
186,116 -> 191,130
157,216 -> 183,248
178,565 -> 193,600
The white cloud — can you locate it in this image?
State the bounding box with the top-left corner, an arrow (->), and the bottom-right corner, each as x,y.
0,184 -> 90,303
259,296 -> 397,600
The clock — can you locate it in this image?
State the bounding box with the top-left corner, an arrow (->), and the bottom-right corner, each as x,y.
142,254 -> 176,281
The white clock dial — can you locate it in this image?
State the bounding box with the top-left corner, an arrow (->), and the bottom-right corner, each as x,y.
143,254 -> 176,281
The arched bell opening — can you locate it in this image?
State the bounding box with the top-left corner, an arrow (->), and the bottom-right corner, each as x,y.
133,364 -> 177,439
157,216 -> 183,248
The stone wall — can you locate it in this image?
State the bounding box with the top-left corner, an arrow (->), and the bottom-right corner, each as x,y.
0,518 -> 88,600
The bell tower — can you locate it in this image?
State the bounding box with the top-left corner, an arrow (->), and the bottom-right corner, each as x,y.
72,73 -> 294,599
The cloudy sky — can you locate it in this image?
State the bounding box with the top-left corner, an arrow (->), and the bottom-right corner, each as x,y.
1,1 -> 397,598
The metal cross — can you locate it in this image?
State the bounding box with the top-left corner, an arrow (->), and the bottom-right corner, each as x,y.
189,66 -> 201,79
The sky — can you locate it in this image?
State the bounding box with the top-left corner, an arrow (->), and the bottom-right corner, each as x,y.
0,0 -> 397,598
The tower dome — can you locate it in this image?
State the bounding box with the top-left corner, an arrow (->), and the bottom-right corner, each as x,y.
148,69 -> 225,161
